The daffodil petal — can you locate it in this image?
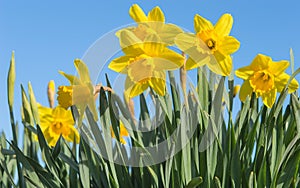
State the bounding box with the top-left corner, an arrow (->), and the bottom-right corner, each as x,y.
129,4 -> 148,22
214,14 -> 233,36
143,34 -> 164,56
87,91 -> 98,121
219,36 -> 240,55
154,49 -> 184,70
108,56 -> 132,73
59,71 -> 81,85
239,80 -> 253,102
159,24 -> 183,45
38,105 -> 53,130
65,126 -> 80,143
185,57 -> 199,70
235,66 -> 254,80
74,59 -> 91,83
275,72 -> 299,93
175,33 -> 196,52
125,76 -> 149,98
261,87 -> 277,108
148,6 -> 165,22
194,14 -> 213,33
249,54 -> 271,71
268,60 -> 289,76
207,53 -> 232,76
149,71 -> 166,96
119,30 -> 144,53
120,123 -> 129,137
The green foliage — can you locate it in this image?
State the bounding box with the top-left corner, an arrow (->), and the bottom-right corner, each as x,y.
1,53 -> 300,188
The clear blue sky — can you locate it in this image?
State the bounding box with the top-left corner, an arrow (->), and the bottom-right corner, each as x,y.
1,0 -> 300,139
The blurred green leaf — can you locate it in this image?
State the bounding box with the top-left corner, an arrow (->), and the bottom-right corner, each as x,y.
185,176 -> 203,188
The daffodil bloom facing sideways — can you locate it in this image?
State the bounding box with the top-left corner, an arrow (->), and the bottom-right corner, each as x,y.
175,13 -> 240,76
57,59 -> 98,123
109,30 -> 184,98
38,105 -> 79,147
110,122 -> 129,144
235,54 -> 299,108
117,4 -> 182,46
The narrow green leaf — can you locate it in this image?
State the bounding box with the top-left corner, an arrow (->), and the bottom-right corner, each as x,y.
79,140 -> 90,188
21,85 -> 34,125
28,82 -> 40,125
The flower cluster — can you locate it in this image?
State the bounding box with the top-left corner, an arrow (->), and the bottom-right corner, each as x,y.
36,4 -> 299,147
109,4 -> 298,108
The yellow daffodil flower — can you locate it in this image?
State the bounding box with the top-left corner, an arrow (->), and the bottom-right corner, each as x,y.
38,105 -> 79,147
117,4 -> 182,45
57,59 -> 98,123
235,54 -> 299,108
175,13 -> 240,76
110,122 -> 129,144
109,30 -> 184,98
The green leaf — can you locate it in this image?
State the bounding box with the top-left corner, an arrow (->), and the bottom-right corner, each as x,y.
7,51 -> 15,109
79,140 -> 90,188
214,176 -> 221,188
21,85 -> 34,125
185,176 -> 203,188
28,82 -> 40,125
9,141 -> 43,187
51,135 -> 62,160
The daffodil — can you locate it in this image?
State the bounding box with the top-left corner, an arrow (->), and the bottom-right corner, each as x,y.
38,105 -> 79,147
109,30 -> 184,98
57,59 -> 98,123
175,13 -> 240,76
117,4 -> 182,45
235,54 -> 299,108
110,122 -> 129,144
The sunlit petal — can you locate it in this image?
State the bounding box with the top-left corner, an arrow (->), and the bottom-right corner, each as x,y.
219,36 -> 240,55
249,54 -> 271,71
214,14 -> 233,36
149,76 -> 166,96
159,24 -> 183,45
268,60 -> 289,76
207,52 -> 232,76
239,80 -> 253,102
275,72 -> 299,93
235,66 -> 254,80
148,6 -> 165,22
108,56 -> 132,73
59,71 -> 81,85
194,14 -> 213,33
119,30 -> 144,53
74,59 -> 91,83
154,49 -> 184,70
125,76 -> 149,98
261,87 -> 277,108
129,4 -> 148,22
175,33 -> 197,52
